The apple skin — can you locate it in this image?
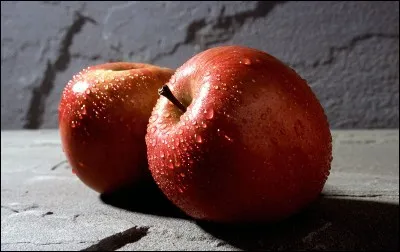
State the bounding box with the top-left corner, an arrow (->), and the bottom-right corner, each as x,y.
145,46 -> 332,223
59,62 -> 174,193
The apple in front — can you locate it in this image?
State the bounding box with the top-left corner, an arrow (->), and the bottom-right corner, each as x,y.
145,46 -> 332,223
59,62 -> 174,193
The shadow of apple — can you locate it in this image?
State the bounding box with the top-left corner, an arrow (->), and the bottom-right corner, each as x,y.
197,197 -> 399,251
99,178 -> 188,219
100,183 -> 398,250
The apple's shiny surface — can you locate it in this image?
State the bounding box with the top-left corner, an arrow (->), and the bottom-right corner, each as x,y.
146,46 -> 332,223
59,62 -> 174,193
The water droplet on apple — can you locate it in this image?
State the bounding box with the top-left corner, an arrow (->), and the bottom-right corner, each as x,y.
201,122 -> 207,128
217,129 -> 233,142
160,124 -> 167,130
180,173 -> 185,178
160,151 -> 165,158
191,120 -> 197,125
149,114 -> 158,123
294,119 -> 305,138
204,108 -> 214,119
164,112 -> 171,118
175,159 -> 181,167
224,134 -> 233,142
85,89 -> 91,94
178,188 -> 184,193
168,160 -> 174,169
214,85 -> 220,90
71,121 -> 76,128
242,58 -> 251,65
195,134 -> 202,143
170,75 -> 176,84
261,113 -> 267,120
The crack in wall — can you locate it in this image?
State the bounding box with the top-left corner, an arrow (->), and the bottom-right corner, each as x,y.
50,160 -> 68,170
324,193 -> 399,198
72,214 -> 80,222
71,53 -> 102,61
81,226 -> 149,251
1,204 -> 39,213
41,211 -> 54,217
291,33 -> 399,69
302,222 -> 333,243
1,241 -> 93,246
1,205 -> 19,213
200,1 -> 287,48
150,1 -> 286,63
41,1 -> 61,6
23,12 -> 97,129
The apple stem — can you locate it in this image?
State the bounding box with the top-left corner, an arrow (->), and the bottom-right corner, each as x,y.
158,85 -> 187,113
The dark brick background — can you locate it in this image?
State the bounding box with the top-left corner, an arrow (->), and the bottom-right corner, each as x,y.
1,1 -> 399,130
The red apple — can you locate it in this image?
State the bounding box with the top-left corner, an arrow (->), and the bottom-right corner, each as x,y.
59,62 -> 174,193
145,46 -> 332,223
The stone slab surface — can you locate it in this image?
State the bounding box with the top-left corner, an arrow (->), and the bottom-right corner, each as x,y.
1,129 -> 399,251
1,1 -> 399,130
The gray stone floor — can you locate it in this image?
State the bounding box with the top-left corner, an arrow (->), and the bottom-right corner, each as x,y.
1,130 -> 399,251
